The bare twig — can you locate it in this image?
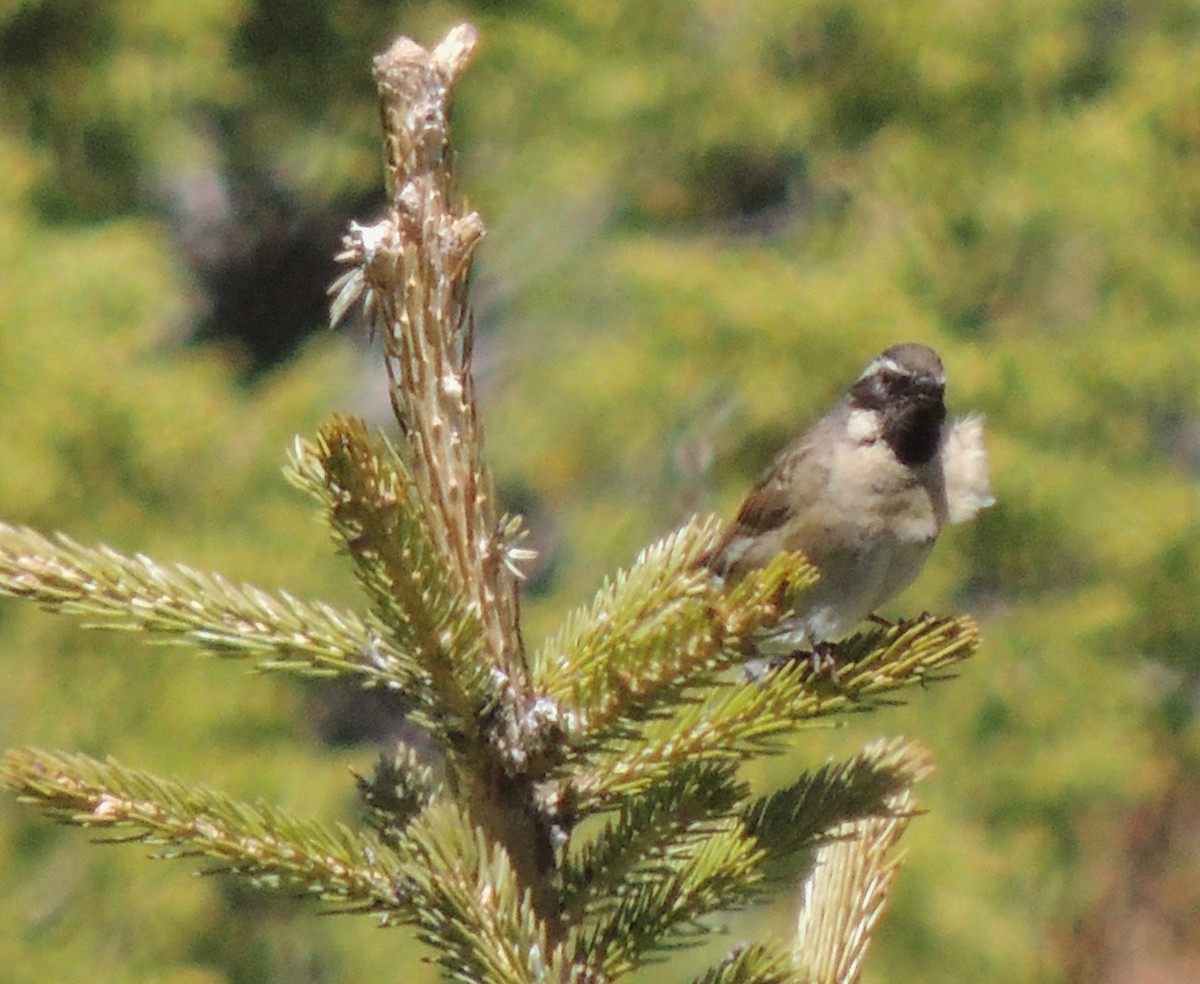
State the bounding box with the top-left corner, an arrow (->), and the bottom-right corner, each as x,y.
330,25 -> 530,717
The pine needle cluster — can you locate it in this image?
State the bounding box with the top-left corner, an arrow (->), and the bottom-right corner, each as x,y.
0,23 -> 980,984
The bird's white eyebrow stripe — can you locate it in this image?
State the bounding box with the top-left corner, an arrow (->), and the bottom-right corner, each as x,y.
862,357 -> 905,376
859,355 -> 946,383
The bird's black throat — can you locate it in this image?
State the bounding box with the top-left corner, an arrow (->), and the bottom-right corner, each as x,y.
883,399 -> 945,465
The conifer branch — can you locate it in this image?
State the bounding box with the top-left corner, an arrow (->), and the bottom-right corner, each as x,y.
329,25 -> 529,717
690,943 -> 795,984
717,549 -> 820,641
535,516 -> 720,698
574,815 -> 764,979
791,776 -> 926,983
400,800 -> 575,984
534,517 -> 721,737
744,738 -> 933,882
1,748 -> 411,918
537,524 -> 816,756
287,417 -> 491,734
570,616 -> 976,812
356,744 -> 442,845
0,522 -> 414,687
560,762 -> 744,924
819,615 -> 981,696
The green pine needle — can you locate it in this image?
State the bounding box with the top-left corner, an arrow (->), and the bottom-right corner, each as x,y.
0,522 -> 417,688
689,943 -> 795,984
1,748 -> 411,918
571,615 -> 977,811
717,549 -> 820,641
288,417 -> 492,733
573,814 -> 764,979
355,744 -> 442,843
560,762 -> 744,924
744,737 -> 934,881
536,523 -> 817,758
400,800 -> 569,984
820,614 -> 981,695
792,778 -> 924,982
288,417 -> 483,660
534,515 -> 723,716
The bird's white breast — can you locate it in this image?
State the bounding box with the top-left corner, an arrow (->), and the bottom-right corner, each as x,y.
846,407 -> 882,444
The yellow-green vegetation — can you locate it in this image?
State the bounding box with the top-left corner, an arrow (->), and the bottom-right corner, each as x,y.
2,2 -> 1198,982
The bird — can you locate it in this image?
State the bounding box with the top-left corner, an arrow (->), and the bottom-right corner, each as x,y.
704,343 -> 993,661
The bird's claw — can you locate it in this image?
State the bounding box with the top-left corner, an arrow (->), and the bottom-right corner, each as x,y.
757,641 -> 846,685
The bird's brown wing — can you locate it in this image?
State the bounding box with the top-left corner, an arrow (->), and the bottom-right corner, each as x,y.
706,432 -> 832,579
729,464 -> 796,536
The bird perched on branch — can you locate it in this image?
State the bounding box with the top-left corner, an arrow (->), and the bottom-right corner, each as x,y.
705,343 -> 993,660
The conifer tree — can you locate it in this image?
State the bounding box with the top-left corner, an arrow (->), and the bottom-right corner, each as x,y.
0,23 -> 979,984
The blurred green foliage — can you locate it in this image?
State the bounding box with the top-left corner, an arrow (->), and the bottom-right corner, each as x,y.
3,0 -> 1200,981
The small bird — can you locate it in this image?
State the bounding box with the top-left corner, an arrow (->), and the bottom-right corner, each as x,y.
705,343 -> 993,658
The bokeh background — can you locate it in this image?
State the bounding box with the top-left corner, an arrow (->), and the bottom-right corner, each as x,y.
2,1 -> 1199,982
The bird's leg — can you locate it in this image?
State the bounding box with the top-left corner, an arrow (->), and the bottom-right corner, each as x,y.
739,658 -> 773,683
757,641 -> 845,685
742,637 -> 849,685
807,641 -> 839,678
